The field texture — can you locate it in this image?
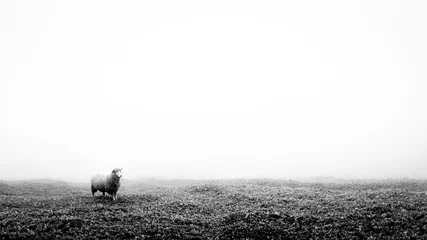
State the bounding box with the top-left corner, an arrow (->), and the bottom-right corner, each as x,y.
1,178 -> 427,239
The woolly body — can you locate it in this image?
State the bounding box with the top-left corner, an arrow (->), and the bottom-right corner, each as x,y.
91,168 -> 122,200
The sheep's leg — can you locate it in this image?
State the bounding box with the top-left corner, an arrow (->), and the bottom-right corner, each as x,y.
91,187 -> 97,197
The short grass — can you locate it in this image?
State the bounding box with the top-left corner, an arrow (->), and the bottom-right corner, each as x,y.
1,178 -> 427,239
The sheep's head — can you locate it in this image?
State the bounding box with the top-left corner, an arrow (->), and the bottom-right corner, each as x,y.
112,168 -> 123,178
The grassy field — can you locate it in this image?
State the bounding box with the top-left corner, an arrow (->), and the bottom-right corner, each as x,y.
1,178 -> 427,239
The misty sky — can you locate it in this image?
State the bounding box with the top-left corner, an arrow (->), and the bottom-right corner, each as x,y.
1,1 -> 426,181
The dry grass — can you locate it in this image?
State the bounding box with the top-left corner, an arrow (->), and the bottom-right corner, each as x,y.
1,179 -> 427,239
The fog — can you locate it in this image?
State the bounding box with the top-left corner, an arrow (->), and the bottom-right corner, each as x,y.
1,1 -> 426,182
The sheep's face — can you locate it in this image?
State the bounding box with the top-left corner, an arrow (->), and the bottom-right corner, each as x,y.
112,168 -> 123,178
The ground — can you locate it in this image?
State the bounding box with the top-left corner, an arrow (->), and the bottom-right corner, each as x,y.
1,178 -> 427,239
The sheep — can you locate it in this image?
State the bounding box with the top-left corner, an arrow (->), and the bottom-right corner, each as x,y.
91,168 -> 122,201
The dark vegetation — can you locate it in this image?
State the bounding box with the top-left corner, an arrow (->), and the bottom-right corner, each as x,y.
1,178 -> 427,239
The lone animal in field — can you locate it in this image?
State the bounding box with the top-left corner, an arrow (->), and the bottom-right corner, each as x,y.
91,168 -> 123,200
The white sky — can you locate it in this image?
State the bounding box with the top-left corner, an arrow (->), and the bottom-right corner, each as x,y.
1,1 -> 426,181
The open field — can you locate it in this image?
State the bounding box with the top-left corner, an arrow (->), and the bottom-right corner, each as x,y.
1,178 -> 427,239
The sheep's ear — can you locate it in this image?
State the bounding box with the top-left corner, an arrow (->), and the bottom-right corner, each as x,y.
121,168 -> 123,171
